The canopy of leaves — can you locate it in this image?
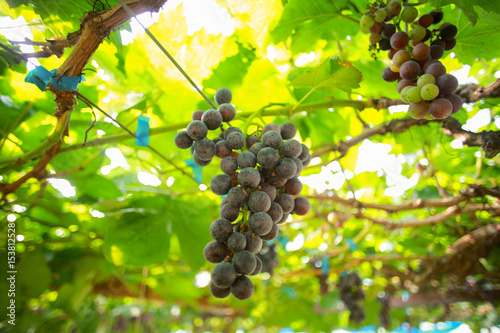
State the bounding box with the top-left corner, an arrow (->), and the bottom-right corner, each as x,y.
0,0 -> 499,332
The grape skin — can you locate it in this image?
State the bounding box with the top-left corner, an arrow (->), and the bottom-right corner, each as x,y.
215,140 -> 232,158
277,158 -> 298,179
293,197 -> 311,216
250,257 -> 263,276
436,73 -> 458,96
262,130 -> 283,149
400,61 -> 420,81
408,101 -> 430,119
210,174 -> 233,195
425,62 -> 446,80
263,123 -> 280,134
261,223 -> 279,241
260,183 -> 277,201
382,67 -> 399,82
227,232 -> 247,252
220,204 -> 240,222
244,232 -> 263,253
390,31 -> 409,50
248,191 -> 272,213
203,241 -> 228,263
275,194 -> 295,214
279,122 -> 297,139
429,98 -> 453,119
226,132 -> 245,150
233,250 -> 257,275
211,262 -> 237,289
257,147 -> 280,170
201,109 -> 223,130
281,139 -> 303,158
267,202 -> 284,223
220,156 -> 238,175
187,120 -> 208,141
224,126 -> 243,139
194,139 -> 216,161
227,187 -> 249,207
214,87 -> 232,105
192,110 -> 204,121
246,135 -> 261,150
174,130 -> 193,149
218,103 -> 235,122
237,151 -> 257,169
443,94 -> 463,114
249,212 -> 273,236
209,281 -> 230,298
238,167 -> 261,189
230,275 -> 254,300
210,218 -> 233,242
285,177 -> 303,195
249,142 -> 264,156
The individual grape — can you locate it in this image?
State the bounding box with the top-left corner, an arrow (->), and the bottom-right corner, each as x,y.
249,142 -> 264,156
281,139 -> 302,159
430,45 -> 444,60
262,130 -> 283,149
443,94 -> 463,114
420,83 -> 440,100
249,212 -> 273,236
381,24 -> 396,38
260,183 -> 277,201
417,74 -> 435,87
246,135 -> 261,150
230,275 -> 254,300
418,14 -> 433,28
210,174 -> 233,195
379,38 -> 392,51
220,156 -> 237,175
369,33 -> 381,45
275,194 -> 295,214
374,8 -> 387,22
431,38 -> 446,48
389,63 -> 400,73
209,281 -> 230,298
174,130 -> 193,149
267,202 -> 284,223
400,61 -> 420,81
408,101 -> 430,119
382,67 -> 399,82
392,50 -> 411,68
360,24 -> 371,34
436,73 -> 458,96
187,120 -> 208,141
212,137 -> 223,145
238,167 -> 260,189
217,103 -> 236,123
226,132 -> 245,150
429,98 -> 453,119
412,43 -> 430,60
285,177 -> 303,195
279,121 -> 297,140
360,14 -> 375,30
302,155 -> 312,167
220,196 -> 229,207
444,38 -> 456,51
203,241 -> 228,263
211,262 -> 237,289
425,62 -> 446,80
263,123 -> 280,134
292,157 -> 304,177
298,144 -> 310,162
192,110 -> 204,121
402,6 -> 418,23
210,218 -> 233,242
223,126 -> 243,139
220,204 -> 240,222
227,187 -> 249,207
201,109 -> 223,130
237,151 -> 257,169
261,223 -> 279,241
406,86 -> 423,103
248,191 -> 272,213
429,10 -> 444,24
250,256 -> 263,276
267,174 -> 287,187
400,85 -> 413,103
233,250 -> 257,275
244,232 -> 262,254
194,139 -> 216,161
390,31 -> 409,50
227,232 -> 247,252
293,197 -> 311,216
214,87 -> 232,105
397,79 -> 414,93
416,54 -> 432,68
257,147 -> 280,170
439,23 -> 457,41
277,213 -> 289,225
421,28 -> 432,42
386,0 -> 402,16
215,140 -> 232,158
193,154 -> 211,167
277,158 -> 298,179
370,22 -> 383,34
423,59 -> 440,71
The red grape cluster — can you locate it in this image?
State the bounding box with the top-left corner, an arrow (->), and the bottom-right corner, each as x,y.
360,0 -> 463,119
339,272 -> 366,324
174,88 -> 312,300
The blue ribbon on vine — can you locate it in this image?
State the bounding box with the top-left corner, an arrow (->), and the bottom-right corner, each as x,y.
184,159 -> 203,184
135,115 -> 150,147
346,238 -> 357,252
25,65 -> 85,92
321,254 -> 330,276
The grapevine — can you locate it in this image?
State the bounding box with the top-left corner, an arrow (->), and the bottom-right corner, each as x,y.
361,0 -> 463,119
174,88 -> 311,300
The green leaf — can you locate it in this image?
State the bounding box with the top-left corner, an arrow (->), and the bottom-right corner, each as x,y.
75,175 -> 123,200
291,56 -> 362,94
104,212 -> 170,267
17,249 -> 52,298
270,0 -> 348,44
430,0 -> 500,25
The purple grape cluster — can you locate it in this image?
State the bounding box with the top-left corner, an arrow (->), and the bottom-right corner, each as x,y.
360,1 -> 463,119
174,88 -> 312,300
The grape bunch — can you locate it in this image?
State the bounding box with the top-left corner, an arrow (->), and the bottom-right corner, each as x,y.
338,272 -> 366,324
174,88 -> 312,300
360,0 -> 463,120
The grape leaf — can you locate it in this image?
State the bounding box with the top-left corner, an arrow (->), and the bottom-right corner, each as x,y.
430,0 -> 500,25
291,56 -> 362,94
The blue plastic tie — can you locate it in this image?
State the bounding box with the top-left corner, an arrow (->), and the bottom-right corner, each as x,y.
135,115 -> 150,147
346,238 -> 357,252
184,159 -> 202,184
25,66 -> 54,92
321,255 -> 330,276
49,69 -> 85,91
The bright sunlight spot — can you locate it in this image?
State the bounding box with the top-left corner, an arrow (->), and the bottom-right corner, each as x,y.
101,148 -> 130,175
194,270 -> 211,288
294,51 -> 316,67
16,235 -> 25,242
90,209 -> 105,218
462,109 -> 491,132
300,161 -> 345,194
166,176 -> 175,187
285,233 -> 304,251
7,214 -> 16,222
138,172 -> 162,186
48,179 -> 76,197
12,204 -> 26,213
183,0 -> 234,36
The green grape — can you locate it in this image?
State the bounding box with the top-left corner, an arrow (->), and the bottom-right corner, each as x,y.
410,25 -> 426,41
408,101 -> 430,119
417,74 -> 436,87
420,83 -> 439,100
400,85 -> 413,103
360,24 -> 371,34
374,8 -> 387,22
406,86 -> 423,103
360,14 -> 375,29
401,6 -> 418,23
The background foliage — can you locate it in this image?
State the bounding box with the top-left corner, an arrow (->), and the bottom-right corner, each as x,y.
0,0 -> 499,332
